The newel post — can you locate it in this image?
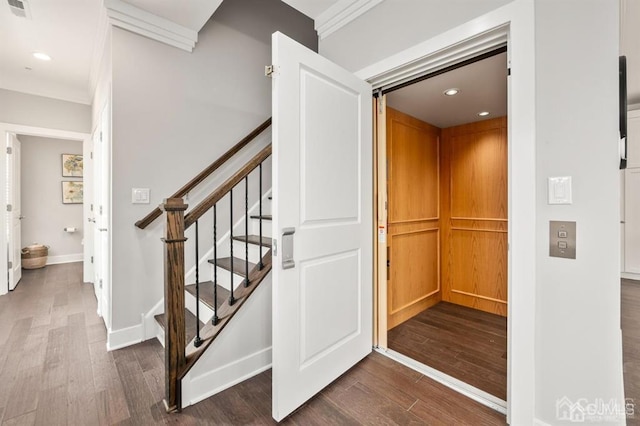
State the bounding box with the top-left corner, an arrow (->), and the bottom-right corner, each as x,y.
161,198 -> 188,412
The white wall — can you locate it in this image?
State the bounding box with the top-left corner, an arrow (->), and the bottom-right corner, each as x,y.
321,0 -> 625,424
19,135 -> 84,262
0,89 -> 91,133
319,0 -> 512,72
108,0 -> 316,331
534,1 -> 624,424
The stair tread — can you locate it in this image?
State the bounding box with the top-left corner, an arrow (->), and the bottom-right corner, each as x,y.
232,235 -> 272,247
208,257 -> 257,278
155,309 -> 204,343
185,281 -> 230,310
249,214 -> 272,220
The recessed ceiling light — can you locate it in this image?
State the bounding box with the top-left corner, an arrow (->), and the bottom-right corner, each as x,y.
443,88 -> 459,96
33,52 -> 51,61
478,111 -> 490,117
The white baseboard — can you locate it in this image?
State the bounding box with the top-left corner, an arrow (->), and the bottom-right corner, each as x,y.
46,253 -> 83,265
183,347 -> 272,407
107,323 -> 144,351
621,272 -> 640,281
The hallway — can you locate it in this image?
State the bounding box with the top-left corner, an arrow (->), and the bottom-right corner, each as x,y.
0,263 -> 508,424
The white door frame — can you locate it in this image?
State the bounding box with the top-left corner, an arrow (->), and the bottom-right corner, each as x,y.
0,123 -> 92,296
354,1 -> 536,424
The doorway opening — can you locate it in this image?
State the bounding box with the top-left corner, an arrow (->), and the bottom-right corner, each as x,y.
374,49 -> 509,411
1,124 -> 92,297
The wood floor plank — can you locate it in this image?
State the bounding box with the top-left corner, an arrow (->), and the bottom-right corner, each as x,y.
2,368 -> 41,421
1,411 -> 36,426
35,385 -> 68,426
388,301 -> 507,399
328,381 -> 425,425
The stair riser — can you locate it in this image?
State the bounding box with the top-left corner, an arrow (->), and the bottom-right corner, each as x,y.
232,240 -> 269,263
250,219 -> 273,238
185,289 -> 215,322
210,265 -> 246,290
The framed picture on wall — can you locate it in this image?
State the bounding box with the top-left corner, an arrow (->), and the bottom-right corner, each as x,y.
62,181 -> 83,204
62,154 -> 83,177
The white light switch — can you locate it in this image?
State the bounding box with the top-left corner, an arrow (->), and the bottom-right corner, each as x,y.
132,188 -> 150,204
548,177 -> 572,205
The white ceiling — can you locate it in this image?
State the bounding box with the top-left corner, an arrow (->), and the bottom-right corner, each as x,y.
0,0 -> 103,104
0,0 -> 638,108
387,52 -> 507,129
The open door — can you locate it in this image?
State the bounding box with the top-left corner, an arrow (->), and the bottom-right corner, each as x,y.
93,102 -> 111,325
271,32 -> 373,421
7,134 -> 22,290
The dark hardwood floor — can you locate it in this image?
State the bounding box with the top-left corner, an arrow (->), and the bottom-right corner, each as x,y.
388,301 -> 508,400
623,279 -> 640,426
0,263 -> 509,425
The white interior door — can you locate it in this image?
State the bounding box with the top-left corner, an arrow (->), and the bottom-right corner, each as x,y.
93,102 -> 111,325
7,134 -> 22,289
83,131 -> 94,284
271,32 -> 373,421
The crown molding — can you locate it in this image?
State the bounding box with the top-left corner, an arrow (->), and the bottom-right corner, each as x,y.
104,0 -> 198,52
315,0 -> 385,40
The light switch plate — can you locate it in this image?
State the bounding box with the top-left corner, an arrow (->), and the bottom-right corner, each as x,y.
549,221 -> 576,259
132,188 -> 150,204
548,176 -> 572,204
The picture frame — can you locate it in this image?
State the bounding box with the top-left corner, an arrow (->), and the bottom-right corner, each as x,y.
62,154 -> 83,177
62,181 -> 83,204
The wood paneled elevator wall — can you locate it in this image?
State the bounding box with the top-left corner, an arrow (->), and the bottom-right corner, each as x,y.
386,108 -> 507,329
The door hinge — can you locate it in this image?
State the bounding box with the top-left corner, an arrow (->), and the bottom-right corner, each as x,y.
8,261 -> 12,269
90,204 -> 94,212
265,65 -> 275,77
99,279 -> 103,289
6,147 -> 12,154
90,151 -> 93,160
99,205 -> 103,215
6,204 -> 12,212
91,256 -> 94,264
100,131 -> 103,142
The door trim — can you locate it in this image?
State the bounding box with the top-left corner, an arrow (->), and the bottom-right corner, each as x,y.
0,123 -> 91,296
358,2 -> 536,424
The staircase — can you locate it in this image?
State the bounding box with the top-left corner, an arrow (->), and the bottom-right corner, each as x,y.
135,119 -> 273,412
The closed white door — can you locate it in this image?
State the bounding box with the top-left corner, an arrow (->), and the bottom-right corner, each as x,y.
271,32 -> 373,421
7,135 -> 22,289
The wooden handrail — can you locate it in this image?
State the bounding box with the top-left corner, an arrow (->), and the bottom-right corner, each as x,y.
135,117 -> 272,229
184,144 -> 272,229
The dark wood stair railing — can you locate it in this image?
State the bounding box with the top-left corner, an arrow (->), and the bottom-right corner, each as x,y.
136,117 -> 272,229
160,144 -> 272,413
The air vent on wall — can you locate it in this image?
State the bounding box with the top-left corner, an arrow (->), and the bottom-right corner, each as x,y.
7,0 -> 32,19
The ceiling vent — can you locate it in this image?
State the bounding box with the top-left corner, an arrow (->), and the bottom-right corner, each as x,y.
7,0 -> 32,19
